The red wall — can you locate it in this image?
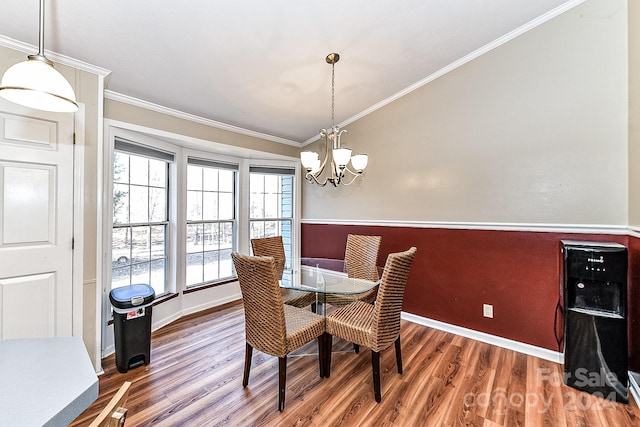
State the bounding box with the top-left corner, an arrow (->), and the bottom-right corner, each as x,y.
302,223 -> 640,370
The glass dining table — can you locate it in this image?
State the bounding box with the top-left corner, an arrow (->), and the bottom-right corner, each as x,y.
280,257 -> 382,315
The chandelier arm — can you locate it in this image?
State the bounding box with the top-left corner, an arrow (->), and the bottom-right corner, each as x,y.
305,172 -> 330,187
317,133 -> 332,175
339,172 -> 364,186
342,164 -> 362,176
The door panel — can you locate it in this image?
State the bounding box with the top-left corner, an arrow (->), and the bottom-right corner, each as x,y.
2,163 -> 55,244
0,99 -> 74,339
2,113 -> 57,149
0,273 -> 55,339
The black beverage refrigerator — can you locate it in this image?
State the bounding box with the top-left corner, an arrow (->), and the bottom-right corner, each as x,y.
561,240 -> 628,403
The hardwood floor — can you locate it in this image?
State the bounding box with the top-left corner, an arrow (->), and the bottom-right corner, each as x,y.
71,302 -> 640,426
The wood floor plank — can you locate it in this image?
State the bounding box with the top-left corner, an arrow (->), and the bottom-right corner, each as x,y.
70,302 -> 640,426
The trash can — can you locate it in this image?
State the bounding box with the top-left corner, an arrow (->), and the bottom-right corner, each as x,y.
109,284 -> 155,373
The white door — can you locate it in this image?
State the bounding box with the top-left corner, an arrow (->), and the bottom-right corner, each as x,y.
0,99 -> 75,339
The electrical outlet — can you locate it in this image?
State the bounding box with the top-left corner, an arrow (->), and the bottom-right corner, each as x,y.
483,304 -> 493,318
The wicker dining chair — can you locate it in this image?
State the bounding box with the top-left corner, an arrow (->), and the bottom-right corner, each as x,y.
231,252 -> 327,411
326,234 -> 382,308
88,381 -> 132,427
324,247 -> 417,403
250,236 -> 316,309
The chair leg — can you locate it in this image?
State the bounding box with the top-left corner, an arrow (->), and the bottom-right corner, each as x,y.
317,334 -> 325,378
243,342 -> 253,387
353,343 -> 359,353
278,356 -> 287,412
394,336 -> 403,374
325,334 -> 333,378
372,350 -> 382,403
394,335 -> 402,374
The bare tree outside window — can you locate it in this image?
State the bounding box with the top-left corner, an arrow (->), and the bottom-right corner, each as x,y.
112,151 -> 169,296
186,162 -> 236,287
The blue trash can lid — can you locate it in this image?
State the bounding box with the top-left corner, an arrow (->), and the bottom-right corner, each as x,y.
109,284 -> 155,309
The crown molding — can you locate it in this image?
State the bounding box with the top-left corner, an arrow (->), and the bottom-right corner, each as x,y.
104,91 -> 302,147
0,35 -> 111,78
302,0 -> 587,146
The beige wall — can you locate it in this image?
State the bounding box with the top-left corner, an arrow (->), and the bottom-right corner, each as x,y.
302,0 -> 629,226
105,99 -> 300,158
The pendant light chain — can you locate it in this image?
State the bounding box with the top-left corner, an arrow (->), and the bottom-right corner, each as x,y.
37,0 -> 46,57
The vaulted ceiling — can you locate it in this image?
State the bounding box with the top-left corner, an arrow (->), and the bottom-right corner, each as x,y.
0,0 -> 582,144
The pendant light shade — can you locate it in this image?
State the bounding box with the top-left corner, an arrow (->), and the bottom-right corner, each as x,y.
0,0 -> 78,113
0,56 -> 78,112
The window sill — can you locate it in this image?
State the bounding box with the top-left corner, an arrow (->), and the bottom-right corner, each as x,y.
153,292 -> 179,305
182,277 -> 238,294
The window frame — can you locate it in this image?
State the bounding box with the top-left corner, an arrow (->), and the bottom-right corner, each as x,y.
111,145 -> 172,295
101,123 -> 301,358
184,156 -> 239,288
248,166 -> 296,270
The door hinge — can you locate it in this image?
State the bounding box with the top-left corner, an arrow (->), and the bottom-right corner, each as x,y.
72,237 -> 75,250
73,132 -> 76,145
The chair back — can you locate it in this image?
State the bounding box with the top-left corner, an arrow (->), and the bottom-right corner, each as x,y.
371,247 -> 417,351
344,234 -> 382,281
251,236 -> 286,279
231,252 -> 288,357
88,381 -> 132,427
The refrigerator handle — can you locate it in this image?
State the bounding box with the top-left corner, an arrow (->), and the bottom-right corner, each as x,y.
554,297 -> 564,352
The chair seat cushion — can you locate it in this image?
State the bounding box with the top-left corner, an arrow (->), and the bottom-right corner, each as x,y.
326,301 -> 375,348
284,305 -> 324,353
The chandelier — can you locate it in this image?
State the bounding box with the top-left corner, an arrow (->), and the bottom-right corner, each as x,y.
0,0 -> 78,112
300,53 -> 368,187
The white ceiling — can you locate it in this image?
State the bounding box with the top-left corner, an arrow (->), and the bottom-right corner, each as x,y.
0,0 -> 581,144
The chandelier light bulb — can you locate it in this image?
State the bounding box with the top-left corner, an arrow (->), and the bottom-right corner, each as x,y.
351,154 -> 369,172
310,158 -> 321,174
332,148 -> 352,167
300,151 -> 319,171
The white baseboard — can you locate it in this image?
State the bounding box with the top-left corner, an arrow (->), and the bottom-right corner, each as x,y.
101,294 -> 243,360
151,311 -> 184,333
181,293 -> 242,318
629,371 -> 640,406
401,312 -> 563,364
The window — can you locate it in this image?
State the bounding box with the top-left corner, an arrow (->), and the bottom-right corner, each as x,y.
111,139 -> 172,295
249,167 -> 295,268
186,158 -> 237,287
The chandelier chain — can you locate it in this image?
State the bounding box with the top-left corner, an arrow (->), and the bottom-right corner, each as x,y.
331,61 -> 335,129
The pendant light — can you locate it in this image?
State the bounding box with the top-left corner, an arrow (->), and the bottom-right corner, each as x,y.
0,0 -> 78,112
